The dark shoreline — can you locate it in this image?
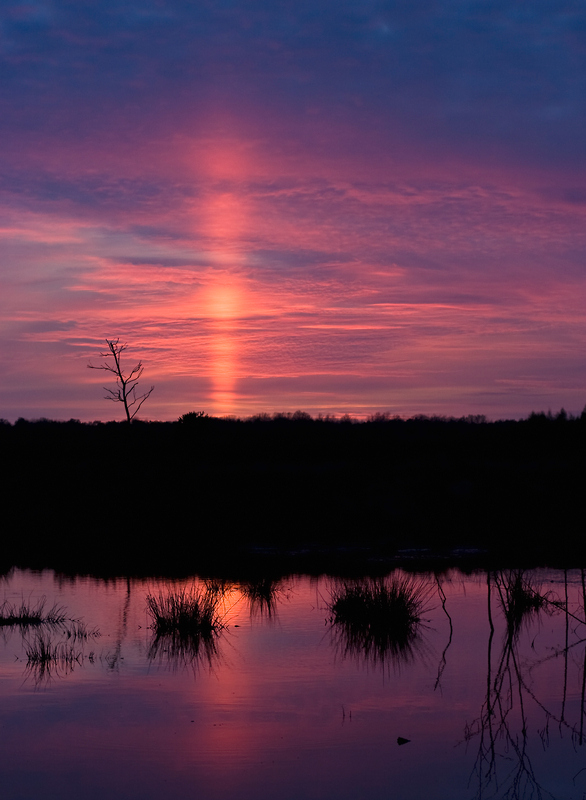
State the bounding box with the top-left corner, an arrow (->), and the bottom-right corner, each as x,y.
2,411 -> 585,577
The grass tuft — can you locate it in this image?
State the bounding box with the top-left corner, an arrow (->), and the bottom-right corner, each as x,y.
328,575 -> 432,667
146,585 -> 226,670
0,597 -> 67,628
146,586 -> 224,636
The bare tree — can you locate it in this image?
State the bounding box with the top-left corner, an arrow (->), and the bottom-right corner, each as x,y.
88,338 -> 154,423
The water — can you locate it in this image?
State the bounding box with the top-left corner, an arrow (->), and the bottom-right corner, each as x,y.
1,567 -> 585,800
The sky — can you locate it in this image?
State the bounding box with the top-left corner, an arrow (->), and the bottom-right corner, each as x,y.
1,0 -> 585,421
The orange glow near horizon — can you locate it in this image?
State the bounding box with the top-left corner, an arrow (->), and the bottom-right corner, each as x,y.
205,278 -> 244,414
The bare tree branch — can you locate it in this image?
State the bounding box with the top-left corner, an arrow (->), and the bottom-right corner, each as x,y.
88,338 -> 154,423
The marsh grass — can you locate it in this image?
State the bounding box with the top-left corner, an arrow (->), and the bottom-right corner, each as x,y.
0,596 -> 100,683
0,597 -> 67,628
146,586 -> 224,636
239,577 -> 286,618
146,585 -> 226,671
328,575 -> 433,668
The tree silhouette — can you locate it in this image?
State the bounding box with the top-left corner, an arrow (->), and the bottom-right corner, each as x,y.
88,338 -> 154,423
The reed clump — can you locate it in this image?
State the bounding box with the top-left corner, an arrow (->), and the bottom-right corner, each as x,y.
329,575 -> 432,665
0,597 -> 67,628
146,585 -> 225,670
146,586 -> 224,637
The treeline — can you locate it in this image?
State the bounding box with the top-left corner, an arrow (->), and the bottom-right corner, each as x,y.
1,409 -> 585,575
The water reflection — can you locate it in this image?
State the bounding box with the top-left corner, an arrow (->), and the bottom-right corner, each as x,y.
3,568 -> 586,800
147,629 -> 223,674
23,620 -> 100,685
464,570 -> 579,800
24,631 -> 89,684
106,577 -> 132,672
434,574 -> 454,690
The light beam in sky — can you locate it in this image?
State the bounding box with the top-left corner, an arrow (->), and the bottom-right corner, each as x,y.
204,277 -> 243,415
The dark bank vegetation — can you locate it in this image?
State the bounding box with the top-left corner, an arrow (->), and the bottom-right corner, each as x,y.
1,407 -> 586,574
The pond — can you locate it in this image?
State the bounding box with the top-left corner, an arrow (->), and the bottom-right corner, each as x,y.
1,566 -> 586,800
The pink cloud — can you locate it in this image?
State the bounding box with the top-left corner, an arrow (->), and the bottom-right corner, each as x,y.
1,120 -> 586,421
